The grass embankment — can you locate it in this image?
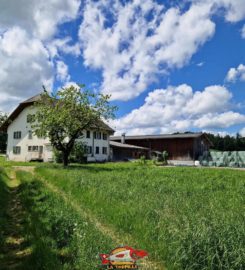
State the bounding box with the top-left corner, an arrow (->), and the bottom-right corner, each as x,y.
36,163 -> 245,270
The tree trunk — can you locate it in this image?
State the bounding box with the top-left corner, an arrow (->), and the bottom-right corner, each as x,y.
63,151 -> 69,167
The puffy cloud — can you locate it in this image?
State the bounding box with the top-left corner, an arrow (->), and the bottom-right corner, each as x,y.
0,0 -> 80,111
193,0 -> 245,22
240,127 -> 245,137
111,84 -> 244,135
0,0 -> 80,40
47,37 -> 80,58
56,60 -> 70,82
0,27 -> 54,111
194,112 -> 245,128
226,64 -> 245,82
185,85 -> 232,115
79,0 -> 215,100
79,0 -> 245,101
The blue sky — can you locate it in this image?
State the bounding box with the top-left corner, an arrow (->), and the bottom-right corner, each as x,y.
1,0 -> 245,136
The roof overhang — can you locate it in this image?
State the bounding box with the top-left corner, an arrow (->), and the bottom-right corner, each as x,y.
110,141 -> 149,150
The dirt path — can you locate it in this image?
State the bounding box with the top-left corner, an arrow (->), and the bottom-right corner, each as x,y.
13,166 -> 165,270
0,169 -> 31,270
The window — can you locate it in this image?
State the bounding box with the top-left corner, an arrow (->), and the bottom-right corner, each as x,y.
28,130 -> 32,139
86,146 -> 92,154
28,146 -> 38,152
86,130 -> 90,138
103,133 -> 107,140
27,114 -> 35,123
13,146 -> 21,155
102,147 -> 107,155
32,146 -> 38,151
13,131 -> 21,139
94,131 -> 101,140
95,146 -> 100,154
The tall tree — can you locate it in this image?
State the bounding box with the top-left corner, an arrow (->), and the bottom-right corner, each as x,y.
0,112 -> 8,153
33,85 -> 116,166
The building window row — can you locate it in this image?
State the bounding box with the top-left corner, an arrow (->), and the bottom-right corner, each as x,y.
85,146 -> 108,155
86,131 -> 107,140
13,145 -> 107,156
28,146 -> 39,152
13,131 -> 21,139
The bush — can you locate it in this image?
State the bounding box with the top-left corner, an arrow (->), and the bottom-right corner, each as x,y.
162,150 -> 168,165
54,142 -> 87,164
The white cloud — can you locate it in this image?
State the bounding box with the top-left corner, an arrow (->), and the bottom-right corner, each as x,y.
197,62 -> 204,67
194,112 -> 245,128
79,0 -> 245,101
240,127 -> 245,137
0,27 -> 54,111
226,64 -> 245,82
0,0 -> 80,112
47,37 -> 80,58
193,0 -> 245,22
185,85 -> 232,115
56,60 -> 70,82
241,24 -> 245,39
79,0 -> 215,100
111,84 -> 244,135
0,0 -> 80,40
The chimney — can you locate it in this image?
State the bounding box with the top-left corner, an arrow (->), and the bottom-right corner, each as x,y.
121,133 -> 126,144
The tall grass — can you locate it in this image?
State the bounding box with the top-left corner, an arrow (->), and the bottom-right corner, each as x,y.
16,171 -> 114,269
36,163 -> 245,270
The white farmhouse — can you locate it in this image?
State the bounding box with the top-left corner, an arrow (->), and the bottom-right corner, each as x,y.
2,94 -> 114,162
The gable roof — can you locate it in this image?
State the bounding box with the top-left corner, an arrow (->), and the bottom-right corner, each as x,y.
0,93 -> 114,133
0,94 -> 42,131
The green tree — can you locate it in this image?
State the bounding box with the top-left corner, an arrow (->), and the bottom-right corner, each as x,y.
0,112 -> 8,153
33,85 -> 116,166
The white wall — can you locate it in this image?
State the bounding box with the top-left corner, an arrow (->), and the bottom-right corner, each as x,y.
7,106 -> 111,162
7,106 -> 52,162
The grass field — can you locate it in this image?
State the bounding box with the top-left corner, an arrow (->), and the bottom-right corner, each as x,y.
0,158 -> 244,269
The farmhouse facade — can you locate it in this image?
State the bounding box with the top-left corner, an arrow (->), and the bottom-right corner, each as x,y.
110,133 -> 212,164
2,94 -> 114,162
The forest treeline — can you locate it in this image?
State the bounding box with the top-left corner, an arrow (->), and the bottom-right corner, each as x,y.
206,133 -> 245,151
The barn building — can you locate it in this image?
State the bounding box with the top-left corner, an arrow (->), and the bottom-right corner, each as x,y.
110,133 -> 212,164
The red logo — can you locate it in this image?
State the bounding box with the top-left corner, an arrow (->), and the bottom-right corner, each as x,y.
100,246 -> 148,269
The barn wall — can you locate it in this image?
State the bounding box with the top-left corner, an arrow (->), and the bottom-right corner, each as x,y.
113,138 -> 204,160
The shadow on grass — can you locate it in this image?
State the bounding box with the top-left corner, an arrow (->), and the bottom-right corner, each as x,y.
0,173 -> 32,269
0,171 -> 62,270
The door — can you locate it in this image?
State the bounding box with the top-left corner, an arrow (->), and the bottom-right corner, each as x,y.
39,146 -> 43,159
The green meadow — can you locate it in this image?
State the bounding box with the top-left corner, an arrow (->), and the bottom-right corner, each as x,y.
0,158 -> 244,269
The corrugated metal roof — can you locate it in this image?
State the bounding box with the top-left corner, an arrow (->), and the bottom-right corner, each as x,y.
110,141 -> 149,150
110,133 -> 204,140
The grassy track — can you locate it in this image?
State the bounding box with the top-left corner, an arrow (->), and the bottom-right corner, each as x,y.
0,163 -> 116,269
36,162 -> 245,270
